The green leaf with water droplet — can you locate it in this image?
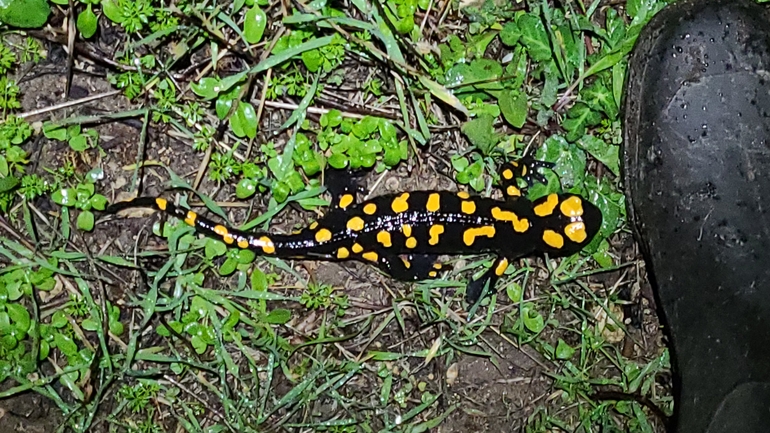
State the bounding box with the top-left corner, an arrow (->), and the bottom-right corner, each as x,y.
236,178 -> 257,199
499,90 -> 528,128
191,77 -> 221,100
555,339 -> 575,360
521,304 -> 545,333
243,6 -> 266,44
52,188 -> 74,206
230,101 -> 257,139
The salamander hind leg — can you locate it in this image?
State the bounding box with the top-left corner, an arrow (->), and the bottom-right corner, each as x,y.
376,254 -> 446,281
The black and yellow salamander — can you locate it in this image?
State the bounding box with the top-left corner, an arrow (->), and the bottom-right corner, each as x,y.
107,159 -> 602,302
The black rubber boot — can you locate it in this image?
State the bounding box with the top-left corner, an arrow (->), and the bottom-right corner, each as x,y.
622,0 -> 770,432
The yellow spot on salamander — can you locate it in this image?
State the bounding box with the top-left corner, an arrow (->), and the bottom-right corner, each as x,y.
494,258 -> 509,276
401,224 -> 412,238
564,221 -> 588,243
362,251 -> 379,262
401,257 -> 411,269
391,192 -> 410,213
184,211 -> 197,227
339,194 -> 354,209
337,247 -> 350,259
405,237 -> 417,249
428,225 -> 444,245
309,221 -> 319,230
462,226 -> 496,246
222,233 -> 234,244
426,193 -> 441,212
347,216 -> 365,231
461,200 -> 476,214
491,207 -> 530,233
428,271 -> 437,278
432,263 -> 442,270
534,194 -> 559,217
506,185 -> 521,197
155,197 -> 168,210
502,168 -> 514,180
259,236 -> 275,254
559,196 -> 584,218
238,238 -> 249,249
214,225 -> 228,236
363,203 -> 377,215
457,191 -> 470,199
352,243 -> 364,253
377,231 -> 392,247
315,228 -> 332,243
543,230 -> 564,248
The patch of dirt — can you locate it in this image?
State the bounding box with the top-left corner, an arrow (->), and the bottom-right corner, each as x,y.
442,335 -> 551,433
0,391 -> 62,433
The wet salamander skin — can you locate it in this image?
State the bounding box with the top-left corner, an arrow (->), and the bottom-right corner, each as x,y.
109,161 -> 602,299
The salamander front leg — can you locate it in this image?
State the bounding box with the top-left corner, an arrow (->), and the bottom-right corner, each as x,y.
465,256 -> 510,303
498,157 -> 554,198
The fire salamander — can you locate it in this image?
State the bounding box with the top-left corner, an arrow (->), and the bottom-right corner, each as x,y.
107,158 -> 602,302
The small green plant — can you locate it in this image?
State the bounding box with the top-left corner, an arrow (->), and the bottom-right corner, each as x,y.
0,42 -> 16,75
51,181 -> 108,231
300,281 -> 349,316
101,0 -> 155,33
151,78 -> 179,123
43,123 -> 101,152
208,151 -> 241,183
266,68 -> 309,99
0,116 -> 32,177
118,380 -> 161,413
319,110 -> 408,170
0,76 -> 21,111
108,55 -> 155,100
451,154 -> 487,192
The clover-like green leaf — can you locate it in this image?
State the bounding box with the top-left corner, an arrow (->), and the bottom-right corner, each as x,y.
191,77 -> 221,100
0,0 -> 49,28
76,5 -> 98,39
53,332 -> 78,356
555,339 -> 575,360
521,304 -> 545,333
243,6 -> 267,44
77,210 -> 95,231
499,90 -> 528,128
6,303 -> 30,335
101,0 -> 123,23
219,257 -> 238,276
230,101 -> 257,139
236,178 -> 258,199
204,239 -> 228,259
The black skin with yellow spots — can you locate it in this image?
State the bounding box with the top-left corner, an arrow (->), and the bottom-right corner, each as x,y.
107,158 -> 602,303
